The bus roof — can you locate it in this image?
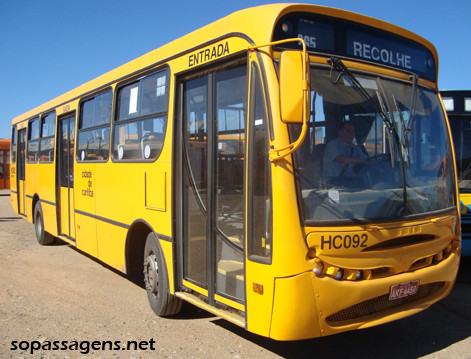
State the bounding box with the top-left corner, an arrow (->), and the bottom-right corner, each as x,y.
12,3 -> 438,125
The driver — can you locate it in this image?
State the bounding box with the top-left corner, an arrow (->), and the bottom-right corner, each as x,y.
323,122 -> 368,186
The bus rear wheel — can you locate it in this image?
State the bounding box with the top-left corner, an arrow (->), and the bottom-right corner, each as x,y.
143,233 -> 182,316
34,202 -> 55,245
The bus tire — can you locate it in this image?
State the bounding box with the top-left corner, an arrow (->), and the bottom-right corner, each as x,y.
34,202 -> 55,245
143,232 -> 182,316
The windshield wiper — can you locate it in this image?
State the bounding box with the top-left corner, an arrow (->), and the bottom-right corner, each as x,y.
406,74 -> 419,132
391,94 -> 410,166
328,57 -> 412,212
376,77 -> 411,215
375,88 -> 397,166
328,57 -> 396,129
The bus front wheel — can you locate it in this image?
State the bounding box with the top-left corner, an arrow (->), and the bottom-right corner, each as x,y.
143,233 -> 182,316
34,202 -> 55,245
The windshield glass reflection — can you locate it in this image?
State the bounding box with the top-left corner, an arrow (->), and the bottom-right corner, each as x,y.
291,67 -> 455,223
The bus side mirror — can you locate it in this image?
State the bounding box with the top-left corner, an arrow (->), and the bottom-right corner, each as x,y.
279,50 -> 308,124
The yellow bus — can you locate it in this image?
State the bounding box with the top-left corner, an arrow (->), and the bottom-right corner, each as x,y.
10,4 -> 460,340
441,90 -> 471,256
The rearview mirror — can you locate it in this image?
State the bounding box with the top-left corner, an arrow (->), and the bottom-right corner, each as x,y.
279,51 -> 309,123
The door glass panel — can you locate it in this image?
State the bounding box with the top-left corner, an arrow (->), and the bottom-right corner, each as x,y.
60,121 -> 69,187
60,117 -> 75,188
249,66 -> 272,259
68,117 -> 75,187
216,233 -> 245,300
18,130 -> 26,180
214,66 -> 246,300
183,76 -> 208,286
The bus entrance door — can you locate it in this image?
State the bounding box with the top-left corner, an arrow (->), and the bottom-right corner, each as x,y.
17,129 -> 26,215
57,114 -> 76,240
179,66 -> 247,308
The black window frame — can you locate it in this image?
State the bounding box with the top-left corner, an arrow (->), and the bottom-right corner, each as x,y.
76,88 -> 113,163
38,110 -> 56,163
27,117 -> 40,163
11,127 -> 17,164
112,67 -> 170,163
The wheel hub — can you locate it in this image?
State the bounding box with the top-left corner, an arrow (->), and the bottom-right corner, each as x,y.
144,253 -> 159,296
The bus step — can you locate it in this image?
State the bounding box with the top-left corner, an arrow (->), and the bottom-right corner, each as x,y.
175,291 -> 245,328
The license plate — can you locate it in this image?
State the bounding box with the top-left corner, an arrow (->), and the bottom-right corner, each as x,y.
389,280 -> 419,301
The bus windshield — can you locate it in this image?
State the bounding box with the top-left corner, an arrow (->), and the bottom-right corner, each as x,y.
292,66 -> 456,223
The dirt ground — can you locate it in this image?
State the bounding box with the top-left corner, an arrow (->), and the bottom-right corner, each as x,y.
0,192 -> 470,358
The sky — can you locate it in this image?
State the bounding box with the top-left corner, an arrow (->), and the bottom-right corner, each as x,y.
1,0 -> 470,139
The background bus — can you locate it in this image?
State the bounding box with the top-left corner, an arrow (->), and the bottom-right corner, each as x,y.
0,139 -> 10,189
9,4 -> 460,340
441,90 -> 471,256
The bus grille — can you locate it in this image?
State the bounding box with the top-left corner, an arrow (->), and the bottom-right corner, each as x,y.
326,282 -> 445,324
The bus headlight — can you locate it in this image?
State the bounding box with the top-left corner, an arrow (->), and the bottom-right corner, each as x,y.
334,269 -> 344,281
313,259 -> 324,276
311,258 -> 364,281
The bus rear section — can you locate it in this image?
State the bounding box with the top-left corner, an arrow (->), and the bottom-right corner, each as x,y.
442,90 -> 471,256
0,139 -> 10,190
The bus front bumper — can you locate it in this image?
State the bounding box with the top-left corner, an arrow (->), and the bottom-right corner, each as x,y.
269,251 -> 460,340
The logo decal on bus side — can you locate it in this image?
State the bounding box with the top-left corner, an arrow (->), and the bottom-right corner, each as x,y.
81,170 -> 94,197
188,41 -> 230,67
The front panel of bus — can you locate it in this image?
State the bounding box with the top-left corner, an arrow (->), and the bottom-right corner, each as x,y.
248,10 -> 460,340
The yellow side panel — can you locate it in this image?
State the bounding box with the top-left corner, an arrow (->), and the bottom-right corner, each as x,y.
74,163 -> 97,256
10,165 -> 17,191
245,260 -> 274,337
18,180 -> 25,214
10,191 -> 18,214
37,162 -> 56,205
42,202 -> 58,237
270,272 -> 321,341
24,164 -> 37,220
9,164 -> 17,213
69,188 -> 75,239
96,220 -> 127,272
160,240 -> 174,294
75,213 -> 98,257
25,195 -> 33,222
60,187 -> 69,235
145,171 -> 166,211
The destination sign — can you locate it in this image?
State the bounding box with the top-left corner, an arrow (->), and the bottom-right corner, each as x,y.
273,13 -> 436,81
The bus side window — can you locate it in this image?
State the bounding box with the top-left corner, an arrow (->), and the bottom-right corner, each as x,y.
27,117 -> 40,162
248,64 -> 272,261
39,111 -> 56,162
113,69 -> 169,161
77,90 -> 112,162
